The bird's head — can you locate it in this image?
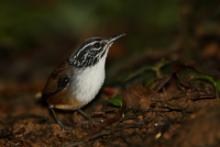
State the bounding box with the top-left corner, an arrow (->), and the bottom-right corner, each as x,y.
69,33 -> 125,68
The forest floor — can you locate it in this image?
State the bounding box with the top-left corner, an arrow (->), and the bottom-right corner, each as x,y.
1,35 -> 220,147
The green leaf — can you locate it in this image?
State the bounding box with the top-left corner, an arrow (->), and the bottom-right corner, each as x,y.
192,74 -> 220,94
124,59 -> 171,86
152,59 -> 170,78
108,95 -> 123,107
215,80 -> 220,93
193,74 -> 216,87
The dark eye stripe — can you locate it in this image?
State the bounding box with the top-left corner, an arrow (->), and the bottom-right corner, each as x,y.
94,42 -> 101,48
76,38 -> 102,53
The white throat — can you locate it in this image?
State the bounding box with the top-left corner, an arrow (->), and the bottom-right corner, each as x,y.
73,53 -> 108,106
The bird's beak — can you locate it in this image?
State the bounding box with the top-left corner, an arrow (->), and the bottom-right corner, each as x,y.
107,33 -> 126,44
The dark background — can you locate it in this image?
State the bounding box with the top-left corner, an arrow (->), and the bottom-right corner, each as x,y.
1,0 -> 220,84
0,0 -> 185,82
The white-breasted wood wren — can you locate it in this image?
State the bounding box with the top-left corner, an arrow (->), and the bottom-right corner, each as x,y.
42,34 -> 125,126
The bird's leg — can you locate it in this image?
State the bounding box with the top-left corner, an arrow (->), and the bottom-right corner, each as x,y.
76,109 -> 92,121
49,107 -> 65,128
76,109 -> 98,127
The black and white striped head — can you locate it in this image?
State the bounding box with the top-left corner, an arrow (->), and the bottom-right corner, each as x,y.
68,34 -> 125,68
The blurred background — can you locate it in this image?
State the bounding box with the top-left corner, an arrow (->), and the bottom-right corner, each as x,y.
0,0 -> 220,89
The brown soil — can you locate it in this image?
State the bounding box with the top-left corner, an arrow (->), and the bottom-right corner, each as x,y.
1,61 -> 220,147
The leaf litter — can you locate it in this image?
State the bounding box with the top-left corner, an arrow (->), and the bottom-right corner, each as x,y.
1,58 -> 220,147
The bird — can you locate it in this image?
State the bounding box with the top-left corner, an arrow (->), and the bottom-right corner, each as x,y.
42,33 -> 126,127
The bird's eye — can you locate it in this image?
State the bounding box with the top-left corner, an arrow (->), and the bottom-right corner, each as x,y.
58,76 -> 69,89
94,42 -> 101,48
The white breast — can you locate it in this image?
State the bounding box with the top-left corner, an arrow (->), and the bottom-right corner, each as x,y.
73,54 -> 107,106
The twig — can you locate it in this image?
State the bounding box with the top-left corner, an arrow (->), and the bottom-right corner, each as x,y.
190,95 -> 216,101
70,130 -> 112,147
68,119 -> 146,146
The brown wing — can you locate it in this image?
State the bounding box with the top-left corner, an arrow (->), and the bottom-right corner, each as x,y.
42,62 -> 82,110
42,61 -> 72,98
